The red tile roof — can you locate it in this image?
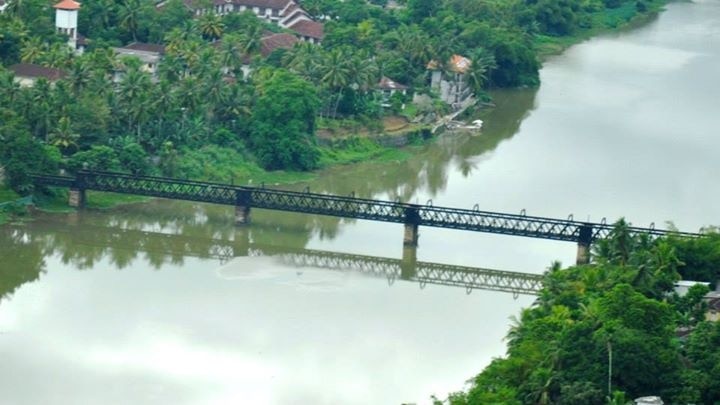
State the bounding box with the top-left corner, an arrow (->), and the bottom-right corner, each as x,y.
378,76 -> 408,90
426,55 -> 471,73
9,64 -> 67,80
200,0 -> 292,9
260,33 -> 298,56
53,0 -> 81,10
289,20 -> 324,40
121,42 -> 165,54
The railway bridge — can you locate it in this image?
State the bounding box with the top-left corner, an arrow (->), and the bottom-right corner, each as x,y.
31,170 -> 700,264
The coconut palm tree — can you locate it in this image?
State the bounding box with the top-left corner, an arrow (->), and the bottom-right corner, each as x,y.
198,13 -> 224,41
467,48 -> 497,94
283,42 -> 322,83
68,60 -> 92,95
20,36 -> 45,64
118,0 -> 145,42
318,48 -> 351,117
237,23 -> 264,57
118,66 -> 152,136
49,116 -> 80,155
0,70 -> 21,106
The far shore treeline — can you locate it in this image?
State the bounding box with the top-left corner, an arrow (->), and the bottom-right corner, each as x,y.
1,0 -> 664,194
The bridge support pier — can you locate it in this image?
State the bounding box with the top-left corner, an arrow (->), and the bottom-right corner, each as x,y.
576,243 -> 590,265
575,224 -> 593,265
401,246 -> 418,280
68,188 -> 85,208
403,223 -> 419,247
235,205 -> 251,225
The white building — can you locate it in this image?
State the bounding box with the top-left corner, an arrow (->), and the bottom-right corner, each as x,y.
162,0 -> 324,43
113,42 -> 165,80
53,0 -> 81,52
428,54 -> 472,108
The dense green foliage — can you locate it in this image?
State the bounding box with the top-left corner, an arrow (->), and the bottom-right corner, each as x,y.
0,0 -> 664,193
442,221 -> 720,404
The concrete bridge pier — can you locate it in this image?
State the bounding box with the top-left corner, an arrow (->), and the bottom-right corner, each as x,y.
68,188 -> 85,208
400,246 -> 418,280
576,243 -> 590,265
235,205 -> 251,225
403,207 -> 421,247
403,223 -> 419,247
575,224 -> 593,265
235,189 -> 252,226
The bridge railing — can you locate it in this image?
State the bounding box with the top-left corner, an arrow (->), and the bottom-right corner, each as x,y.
30,170 -> 701,244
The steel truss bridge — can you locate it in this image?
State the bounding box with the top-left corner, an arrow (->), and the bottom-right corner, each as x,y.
31,170 -> 700,249
44,224 -> 543,296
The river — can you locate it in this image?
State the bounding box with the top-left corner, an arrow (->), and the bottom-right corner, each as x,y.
2,1 -> 719,403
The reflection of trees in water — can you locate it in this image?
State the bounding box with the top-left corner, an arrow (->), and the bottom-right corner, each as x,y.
305,88 -> 539,200
22,204 -> 318,271
0,88 -> 539,285
3,219 -> 541,297
287,87 -> 539,239
0,227 -> 46,303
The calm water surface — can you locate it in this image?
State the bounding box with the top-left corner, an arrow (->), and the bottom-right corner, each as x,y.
2,1 -> 720,403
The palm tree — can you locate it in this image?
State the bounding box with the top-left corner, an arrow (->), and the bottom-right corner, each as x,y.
218,34 -> 244,77
467,48 -> 497,94
147,79 -> 175,146
238,24 -> 263,57
0,70 -> 21,106
203,68 -> 226,122
29,78 -> 53,140
163,28 -> 186,55
118,66 -> 152,136
283,42 -> 322,83
20,36 -> 45,64
86,48 -> 117,75
118,0 -> 145,42
216,82 -> 251,124
50,117 -> 80,155
198,13 -> 224,41
347,51 -> 379,92
43,42 -> 72,69
68,60 -> 91,95
318,48 -> 351,117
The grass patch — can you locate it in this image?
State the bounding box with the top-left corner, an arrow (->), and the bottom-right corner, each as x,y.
86,192 -> 149,209
32,189 -> 75,213
177,145 -> 315,186
319,137 -> 411,166
0,187 -> 20,203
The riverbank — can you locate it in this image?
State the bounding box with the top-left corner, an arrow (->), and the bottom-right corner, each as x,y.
0,138 -> 422,218
0,0 -> 672,218
534,0 -> 669,59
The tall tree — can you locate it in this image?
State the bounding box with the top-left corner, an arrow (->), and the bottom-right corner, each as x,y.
250,70 -> 320,170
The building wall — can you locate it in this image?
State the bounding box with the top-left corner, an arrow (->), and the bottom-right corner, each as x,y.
55,9 -> 77,30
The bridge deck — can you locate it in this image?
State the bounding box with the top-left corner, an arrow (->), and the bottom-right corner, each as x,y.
31,170 -> 700,244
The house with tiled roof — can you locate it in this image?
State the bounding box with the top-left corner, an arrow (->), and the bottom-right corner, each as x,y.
288,19 -> 323,43
428,54 -> 473,107
377,76 -> 408,107
113,42 -> 165,79
9,63 -> 67,86
260,33 -> 298,56
165,0 -> 323,43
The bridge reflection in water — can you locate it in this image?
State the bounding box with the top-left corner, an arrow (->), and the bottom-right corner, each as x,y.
47,223 -> 543,297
